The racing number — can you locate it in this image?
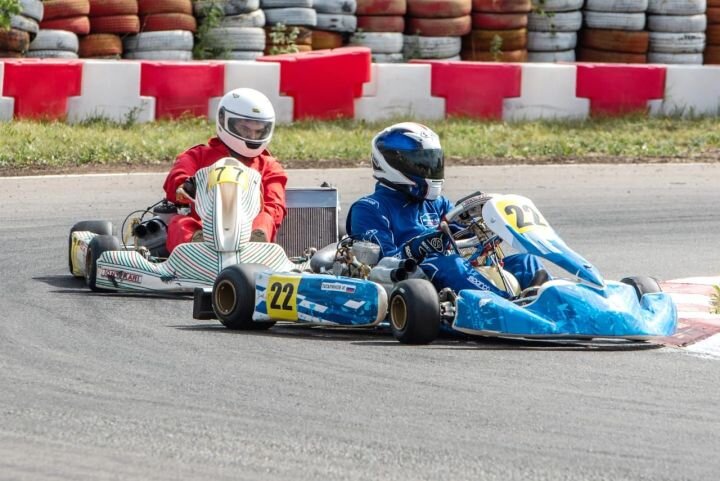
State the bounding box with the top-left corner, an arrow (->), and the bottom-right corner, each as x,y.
266,275 -> 300,321
501,202 -> 548,233
207,165 -> 249,191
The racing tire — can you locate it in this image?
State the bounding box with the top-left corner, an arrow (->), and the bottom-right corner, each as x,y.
85,235 -> 121,292
68,220 -> 113,276
213,263 -> 276,330
389,279 -> 440,345
620,276 -> 662,301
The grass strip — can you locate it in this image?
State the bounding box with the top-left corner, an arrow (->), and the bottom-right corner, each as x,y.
1,116 -> 719,174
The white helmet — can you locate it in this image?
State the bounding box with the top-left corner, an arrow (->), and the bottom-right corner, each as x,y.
216,88 -> 276,158
371,122 -> 445,201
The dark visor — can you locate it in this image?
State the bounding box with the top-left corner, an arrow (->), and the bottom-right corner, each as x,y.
380,147 -> 444,180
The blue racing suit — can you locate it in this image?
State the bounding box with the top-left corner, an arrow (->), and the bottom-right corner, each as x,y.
346,183 -> 545,297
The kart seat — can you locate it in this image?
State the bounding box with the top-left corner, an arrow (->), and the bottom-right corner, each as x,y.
310,243 -> 338,273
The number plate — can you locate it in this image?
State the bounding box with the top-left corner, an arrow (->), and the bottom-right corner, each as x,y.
265,274 -> 301,321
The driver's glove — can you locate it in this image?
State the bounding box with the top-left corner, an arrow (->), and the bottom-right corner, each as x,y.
402,229 -> 448,262
175,177 -> 196,203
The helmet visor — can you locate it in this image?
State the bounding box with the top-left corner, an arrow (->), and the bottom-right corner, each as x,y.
226,116 -> 273,142
381,148 -> 445,180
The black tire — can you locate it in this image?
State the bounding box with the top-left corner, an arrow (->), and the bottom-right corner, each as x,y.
212,263 -> 276,330
620,276 -> 662,301
68,220 -> 113,276
389,279 -> 441,345
85,235 -> 122,292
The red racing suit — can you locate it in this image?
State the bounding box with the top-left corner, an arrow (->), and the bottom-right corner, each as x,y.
163,137 -> 288,252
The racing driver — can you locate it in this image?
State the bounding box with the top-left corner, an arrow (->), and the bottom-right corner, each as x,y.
163,88 -> 287,253
346,122 -> 548,297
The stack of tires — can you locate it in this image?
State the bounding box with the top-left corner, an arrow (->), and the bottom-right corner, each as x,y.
350,0 -> 406,62
578,0 -> 649,64
28,29 -> 79,58
1,0 -> 43,58
260,0 -> 315,54
404,0 -> 471,61
79,0 -> 135,59
647,0 -> 707,65
463,0 -> 530,62
193,0 -> 266,59
707,0 -> 720,64
139,0 -> 196,33
527,0 -> 582,63
39,0 -> 90,36
120,0 -> 195,60
312,0 -> 356,51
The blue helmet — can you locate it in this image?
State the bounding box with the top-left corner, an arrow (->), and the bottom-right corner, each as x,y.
371,122 -> 445,201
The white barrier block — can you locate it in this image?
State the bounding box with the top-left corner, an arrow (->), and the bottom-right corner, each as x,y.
354,64 -> 445,122
0,63 -> 14,121
209,61 -> 293,124
650,65 -> 720,118
503,63 -> 589,122
67,60 -> 154,124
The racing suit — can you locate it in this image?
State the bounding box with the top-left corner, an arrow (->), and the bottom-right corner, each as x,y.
347,183 -> 544,297
163,137 -> 288,253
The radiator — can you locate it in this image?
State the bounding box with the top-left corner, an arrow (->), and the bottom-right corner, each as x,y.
276,187 -> 339,257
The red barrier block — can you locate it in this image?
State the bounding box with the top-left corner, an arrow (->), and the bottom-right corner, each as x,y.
411,60 -> 521,119
139,61 -> 224,119
1,59 -> 82,119
258,47 -> 371,120
575,63 -> 666,116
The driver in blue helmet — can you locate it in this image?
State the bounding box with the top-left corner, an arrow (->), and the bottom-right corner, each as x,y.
346,122 -> 547,298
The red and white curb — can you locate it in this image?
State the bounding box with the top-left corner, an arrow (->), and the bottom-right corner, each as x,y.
659,276 -> 720,356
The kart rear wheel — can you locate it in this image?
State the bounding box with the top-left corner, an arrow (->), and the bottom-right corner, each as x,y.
389,279 -> 441,345
85,235 -> 121,292
68,220 -> 113,276
212,263 -> 276,330
620,276 -> 662,301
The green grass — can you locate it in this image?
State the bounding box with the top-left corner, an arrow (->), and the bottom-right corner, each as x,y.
1,116 -> 719,174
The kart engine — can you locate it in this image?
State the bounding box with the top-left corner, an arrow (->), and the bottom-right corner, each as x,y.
131,201 -> 177,258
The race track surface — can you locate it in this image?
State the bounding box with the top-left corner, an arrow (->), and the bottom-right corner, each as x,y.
1,164 -> 719,480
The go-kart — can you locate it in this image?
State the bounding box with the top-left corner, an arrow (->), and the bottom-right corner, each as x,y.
194,191 -> 677,344
68,158 -> 306,293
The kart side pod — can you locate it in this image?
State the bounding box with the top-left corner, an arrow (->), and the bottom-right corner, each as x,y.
194,264 -> 388,329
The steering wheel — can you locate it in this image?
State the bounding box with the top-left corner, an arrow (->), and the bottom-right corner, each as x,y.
441,192 -> 494,252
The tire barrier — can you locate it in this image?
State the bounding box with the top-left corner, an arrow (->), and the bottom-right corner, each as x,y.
706,0 -> 720,64
405,0 -> 471,60
579,0 -> 649,64
529,0 -> 583,63
467,0 -> 529,63
28,29 -> 79,59
352,0 -> 405,62
40,0 -> 90,35
648,0 -> 707,65
6,49 -> 720,122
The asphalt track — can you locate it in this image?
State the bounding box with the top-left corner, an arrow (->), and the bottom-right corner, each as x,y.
1,164 -> 719,481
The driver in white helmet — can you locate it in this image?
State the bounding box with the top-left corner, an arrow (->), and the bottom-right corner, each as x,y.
163,88 -> 287,252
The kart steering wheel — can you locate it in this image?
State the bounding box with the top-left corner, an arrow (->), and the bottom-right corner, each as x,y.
441,192 -> 494,252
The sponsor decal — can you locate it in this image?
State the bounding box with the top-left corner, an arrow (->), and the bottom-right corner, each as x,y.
467,276 -> 489,291
420,213 -> 439,228
99,268 -> 143,284
321,282 -> 357,294
429,237 -> 443,251
359,197 -> 380,208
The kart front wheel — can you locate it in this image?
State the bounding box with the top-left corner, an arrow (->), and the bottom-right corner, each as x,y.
213,263 -> 276,330
620,276 -> 662,301
389,279 -> 440,345
85,235 -> 121,292
68,220 -> 113,276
